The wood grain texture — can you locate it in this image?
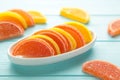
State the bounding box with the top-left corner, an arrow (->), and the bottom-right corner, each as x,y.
0,0 -> 120,80
0,0 -> 120,15
0,77 -> 98,80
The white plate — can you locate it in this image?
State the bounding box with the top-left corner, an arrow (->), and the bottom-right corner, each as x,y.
8,31 -> 96,66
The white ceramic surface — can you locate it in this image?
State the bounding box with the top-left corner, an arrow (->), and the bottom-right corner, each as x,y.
8,31 -> 96,66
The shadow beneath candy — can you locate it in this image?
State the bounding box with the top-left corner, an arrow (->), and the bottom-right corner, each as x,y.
10,49 -> 94,76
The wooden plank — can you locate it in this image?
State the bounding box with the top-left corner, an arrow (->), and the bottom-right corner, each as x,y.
0,77 -> 99,80
0,0 -> 120,15
0,0 -> 120,80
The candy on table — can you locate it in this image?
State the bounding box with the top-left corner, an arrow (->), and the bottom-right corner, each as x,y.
82,60 -> 120,80
0,11 -> 27,29
108,19 -> 120,37
60,7 -> 90,24
11,21 -> 93,58
0,21 -> 24,40
0,9 -> 46,41
28,10 -> 47,24
10,9 -> 35,27
0,11 -> 27,40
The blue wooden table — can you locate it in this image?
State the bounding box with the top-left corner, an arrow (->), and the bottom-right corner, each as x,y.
0,0 -> 120,80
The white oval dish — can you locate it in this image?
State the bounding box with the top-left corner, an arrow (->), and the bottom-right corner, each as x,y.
8,31 -> 96,66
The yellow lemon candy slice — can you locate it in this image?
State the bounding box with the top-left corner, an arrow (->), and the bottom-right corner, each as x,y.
28,10 -> 47,24
50,28 -> 77,50
65,22 -> 92,44
60,8 -> 90,24
29,35 -> 61,55
0,11 -> 27,29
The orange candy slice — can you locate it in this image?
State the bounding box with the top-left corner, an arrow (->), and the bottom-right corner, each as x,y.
60,8 -> 90,23
10,9 -> 35,27
0,21 -> 24,40
49,29 -> 71,52
28,10 -> 47,24
55,24 -> 85,48
66,22 -> 92,44
12,38 -> 55,58
50,27 -> 77,50
29,35 -> 61,55
33,29 -> 69,53
108,19 -> 120,37
82,60 -> 120,80
0,11 -> 27,29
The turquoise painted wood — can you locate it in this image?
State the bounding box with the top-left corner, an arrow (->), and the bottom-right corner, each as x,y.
0,0 -> 120,80
0,77 -> 99,80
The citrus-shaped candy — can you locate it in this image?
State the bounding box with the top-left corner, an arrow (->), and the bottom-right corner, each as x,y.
50,28 -> 77,50
33,29 -> 69,53
0,11 -> 27,29
66,22 -> 92,44
1,19 -> 24,31
28,10 -> 47,24
49,29 -> 71,52
0,21 -> 24,40
12,38 -> 55,58
29,35 -> 61,55
82,60 -> 120,80
108,19 -> 120,37
55,24 -> 85,48
10,9 -> 35,27
60,8 -> 90,23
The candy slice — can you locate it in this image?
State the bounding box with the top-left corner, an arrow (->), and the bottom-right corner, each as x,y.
0,21 -> 24,40
55,24 -> 85,48
28,10 -> 47,24
50,28 -> 77,50
12,38 -> 55,58
60,8 -> 90,23
66,22 -> 92,44
0,20 -> 24,31
10,9 -> 35,27
50,29 -> 71,52
29,35 -> 61,55
82,60 -> 120,80
108,19 -> 120,36
0,11 -> 27,29
33,29 -> 69,53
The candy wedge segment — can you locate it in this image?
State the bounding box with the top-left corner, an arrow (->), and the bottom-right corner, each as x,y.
0,21 -> 24,40
55,24 -> 85,48
12,38 -> 55,58
29,35 -> 61,55
28,10 -> 47,24
50,28 -> 77,50
10,9 -> 35,27
60,8 -> 90,23
33,29 -> 69,53
108,19 -> 120,36
0,11 -> 27,29
49,29 -> 71,52
82,60 -> 120,80
66,22 -> 92,44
